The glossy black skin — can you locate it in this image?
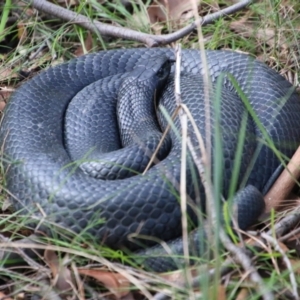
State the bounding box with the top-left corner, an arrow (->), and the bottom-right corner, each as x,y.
1,48 -> 300,271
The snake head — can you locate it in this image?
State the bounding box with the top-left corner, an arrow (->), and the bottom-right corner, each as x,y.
127,55 -> 174,92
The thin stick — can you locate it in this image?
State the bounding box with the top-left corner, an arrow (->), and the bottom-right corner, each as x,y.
264,146 -> 300,212
267,212 -> 300,238
174,45 -> 194,296
24,0 -> 254,47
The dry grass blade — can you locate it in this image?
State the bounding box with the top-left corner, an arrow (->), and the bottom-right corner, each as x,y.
261,233 -> 299,299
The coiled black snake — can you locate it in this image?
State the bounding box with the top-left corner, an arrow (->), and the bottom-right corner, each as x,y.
1,48 -> 300,272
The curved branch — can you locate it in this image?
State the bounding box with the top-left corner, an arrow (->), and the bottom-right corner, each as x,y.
155,0 -> 255,45
24,0 -> 255,47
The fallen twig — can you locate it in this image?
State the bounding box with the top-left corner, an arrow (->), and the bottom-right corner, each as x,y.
264,146 -> 300,212
173,45 -> 194,295
0,233 -> 45,271
269,211 -> 300,238
278,219 -> 300,242
23,0 -> 255,47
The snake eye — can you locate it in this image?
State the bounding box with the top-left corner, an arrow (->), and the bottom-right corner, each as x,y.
157,67 -> 166,78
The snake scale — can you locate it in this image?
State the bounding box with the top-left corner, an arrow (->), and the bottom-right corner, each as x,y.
1,48 -> 300,272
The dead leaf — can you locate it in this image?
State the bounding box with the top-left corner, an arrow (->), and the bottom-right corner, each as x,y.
16,1 -> 35,16
160,267 -> 199,283
0,68 -> 19,82
74,32 -> 94,57
44,249 -> 73,292
148,0 -> 200,24
236,288 -> 249,300
289,258 -> 300,275
0,292 -> 13,300
78,268 -> 130,298
277,241 -> 289,252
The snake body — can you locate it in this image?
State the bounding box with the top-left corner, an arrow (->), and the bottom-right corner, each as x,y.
1,48 -> 300,271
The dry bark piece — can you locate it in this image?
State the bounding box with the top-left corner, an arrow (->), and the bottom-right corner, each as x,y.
264,146 -> 300,213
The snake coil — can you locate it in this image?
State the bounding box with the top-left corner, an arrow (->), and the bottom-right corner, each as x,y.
1,48 -> 300,271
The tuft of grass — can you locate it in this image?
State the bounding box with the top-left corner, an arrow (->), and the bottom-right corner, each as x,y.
0,0 -> 12,43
